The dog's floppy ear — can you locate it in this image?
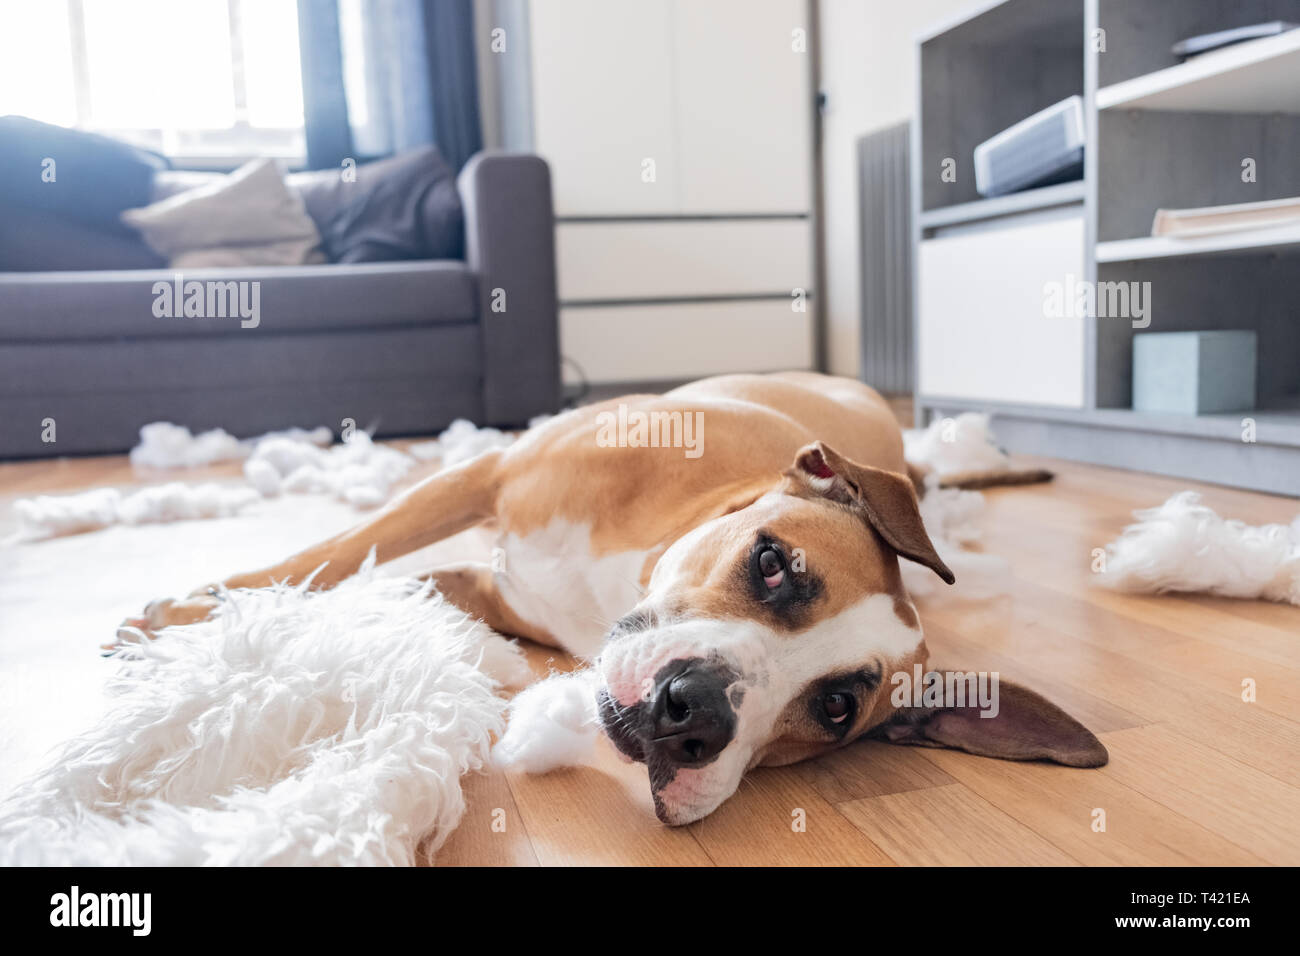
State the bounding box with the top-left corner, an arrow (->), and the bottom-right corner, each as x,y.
787,441 -> 954,585
871,676 -> 1109,767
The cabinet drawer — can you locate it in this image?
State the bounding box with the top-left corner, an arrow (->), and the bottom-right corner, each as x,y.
918,212 -> 1086,408
561,300 -> 813,383
557,220 -> 811,301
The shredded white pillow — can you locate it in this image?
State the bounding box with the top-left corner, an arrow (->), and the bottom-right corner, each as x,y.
903,412 -> 1011,476
13,483 -> 259,541
0,565 -> 530,866
1098,491 -> 1300,605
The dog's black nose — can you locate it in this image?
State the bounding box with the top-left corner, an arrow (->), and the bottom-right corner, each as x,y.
650,661 -> 737,765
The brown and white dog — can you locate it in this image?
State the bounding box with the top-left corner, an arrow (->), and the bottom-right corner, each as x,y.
123,371 -> 1106,825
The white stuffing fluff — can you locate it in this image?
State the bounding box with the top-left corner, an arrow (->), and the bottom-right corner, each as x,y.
257,425 -> 335,447
410,415 -> 551,465
492,668 -> 602,773
125,417 -> 530,515
11,487 -> 122,538
129,420 -> 414,510
115,482 -> 261,525
129,422 -> 332,470
896,413 -> 1014,599
896,414 -> 1018,600
1098,491 -> 1300,605
904,412 -> 1010,476
407,441 -> 443,461
242,457 -> 283,497
243,431 -> 416,510
17,418 -> 520,538
129,422 -> 248,469
12,482 -> 260,541
409,418 -> 514,468
918,485 -> 986,547
0,563 -> 531,866
902,486 -> 1010,600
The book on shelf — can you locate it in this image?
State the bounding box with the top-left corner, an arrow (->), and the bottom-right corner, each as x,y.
1151,196 -> 1300,238
1171,21 -> 1297,58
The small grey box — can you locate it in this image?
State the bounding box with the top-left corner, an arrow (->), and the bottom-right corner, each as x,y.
1132,331 -> 1256,414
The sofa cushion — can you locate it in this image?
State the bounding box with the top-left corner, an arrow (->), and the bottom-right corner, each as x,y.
0,205 -> 165,272
0,115 -> 168,233
0,261 -> 478,342
150,170 -> 225,201
122,159 -> 325,268
292,147 -> 465,263
150,149 -> 465,265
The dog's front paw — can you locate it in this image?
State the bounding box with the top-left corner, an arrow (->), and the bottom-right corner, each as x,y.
109,592 -> 222,651
492,669 -> 601,773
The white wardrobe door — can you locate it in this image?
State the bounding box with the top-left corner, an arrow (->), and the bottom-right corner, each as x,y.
917,213 -> 1086,408
671,0 -> 811,214
529,0 -> 678,215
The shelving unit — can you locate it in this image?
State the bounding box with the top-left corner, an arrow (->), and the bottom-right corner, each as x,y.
1096,26 -> 1300,112
1096,222 -> 1300,262
911,0 -> 1300,496
917,180 -> 1086,230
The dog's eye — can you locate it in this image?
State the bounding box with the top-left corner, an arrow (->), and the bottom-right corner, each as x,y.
822,692 -> 852,724
757,546 -> 785,588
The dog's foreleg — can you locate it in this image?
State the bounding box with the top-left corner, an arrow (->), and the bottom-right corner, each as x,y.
116,451 -> 504,644
221,450 -> 503,590
418,562 -> 562,649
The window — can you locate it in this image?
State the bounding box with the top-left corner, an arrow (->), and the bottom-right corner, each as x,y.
0,0 -> 305,165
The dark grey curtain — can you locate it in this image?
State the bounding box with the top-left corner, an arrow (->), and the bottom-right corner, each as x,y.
421,0 -> 483,171
297,0 -> 353,169
297,0 -> 482,171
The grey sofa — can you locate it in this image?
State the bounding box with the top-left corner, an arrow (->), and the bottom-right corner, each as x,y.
0,151 -> 560,458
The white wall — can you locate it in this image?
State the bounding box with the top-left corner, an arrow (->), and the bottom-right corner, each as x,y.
818,0 -> 975,379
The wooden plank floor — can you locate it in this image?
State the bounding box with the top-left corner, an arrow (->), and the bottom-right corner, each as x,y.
2,446 -> 1297,866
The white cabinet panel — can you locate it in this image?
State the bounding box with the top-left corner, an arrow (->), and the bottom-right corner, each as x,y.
557,220 -> 810,300
528,0 -> 811,217
529,0 -> 678,215
672,0 -> 811,213
562,300 -> 813,383
918,213 -> 1086,408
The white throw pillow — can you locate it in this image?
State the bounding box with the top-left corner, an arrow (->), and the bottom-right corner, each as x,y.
122,158 -> 325,268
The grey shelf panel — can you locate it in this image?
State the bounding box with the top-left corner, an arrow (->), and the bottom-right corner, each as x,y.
917,395 -> 1300,496
1096,223 -> 1300,262
913,0 -> 1300,496
917,395 -> 1300,448
919,181 -> 1085,230
1096,28 -> 1300,114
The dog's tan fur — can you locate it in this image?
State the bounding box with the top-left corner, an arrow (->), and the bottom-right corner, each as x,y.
122,371 -> 1104,823
126,372 -> 907,642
